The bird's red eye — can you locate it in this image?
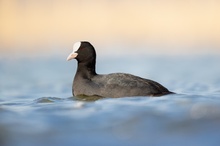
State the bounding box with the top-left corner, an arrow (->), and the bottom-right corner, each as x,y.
78,47 -> 84,51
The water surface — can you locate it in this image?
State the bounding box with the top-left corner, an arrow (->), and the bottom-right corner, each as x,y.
0,55 -> 220,146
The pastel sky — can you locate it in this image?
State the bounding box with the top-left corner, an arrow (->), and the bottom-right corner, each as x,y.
1,0 -> 220,56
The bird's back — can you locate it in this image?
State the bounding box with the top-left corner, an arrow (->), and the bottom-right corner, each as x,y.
90,73 -> 171,97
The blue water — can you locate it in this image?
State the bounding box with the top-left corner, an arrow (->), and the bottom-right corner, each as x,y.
0,55 -> 220,146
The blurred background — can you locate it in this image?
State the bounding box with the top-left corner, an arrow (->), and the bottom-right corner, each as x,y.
1,0 -> 220,58
1,1 -> 220,146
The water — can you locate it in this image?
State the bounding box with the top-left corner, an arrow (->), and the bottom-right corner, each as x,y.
0,55 -> 220,146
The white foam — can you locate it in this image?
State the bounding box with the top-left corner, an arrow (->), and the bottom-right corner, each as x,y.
73,41 -> 81,52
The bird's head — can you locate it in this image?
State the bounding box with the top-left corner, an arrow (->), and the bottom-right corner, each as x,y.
67,41 -> 96,63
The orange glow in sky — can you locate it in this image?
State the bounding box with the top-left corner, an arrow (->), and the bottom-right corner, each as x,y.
0,0 -> 220,55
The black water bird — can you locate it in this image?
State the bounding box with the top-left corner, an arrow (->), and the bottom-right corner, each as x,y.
67,41 -> 173,98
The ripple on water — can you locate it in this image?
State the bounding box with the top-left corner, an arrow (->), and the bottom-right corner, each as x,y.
34,97 -> 65,103
1,56 -> 220,146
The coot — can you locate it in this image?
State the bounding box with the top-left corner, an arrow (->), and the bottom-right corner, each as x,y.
67,41 -> 173,98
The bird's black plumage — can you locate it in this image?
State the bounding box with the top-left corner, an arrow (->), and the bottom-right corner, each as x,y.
67,41 -> 173,98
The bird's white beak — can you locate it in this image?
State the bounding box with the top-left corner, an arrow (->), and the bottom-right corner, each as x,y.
66,52 -> 78,61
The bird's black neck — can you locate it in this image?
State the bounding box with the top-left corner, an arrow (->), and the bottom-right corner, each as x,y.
76,58 -> 97,79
